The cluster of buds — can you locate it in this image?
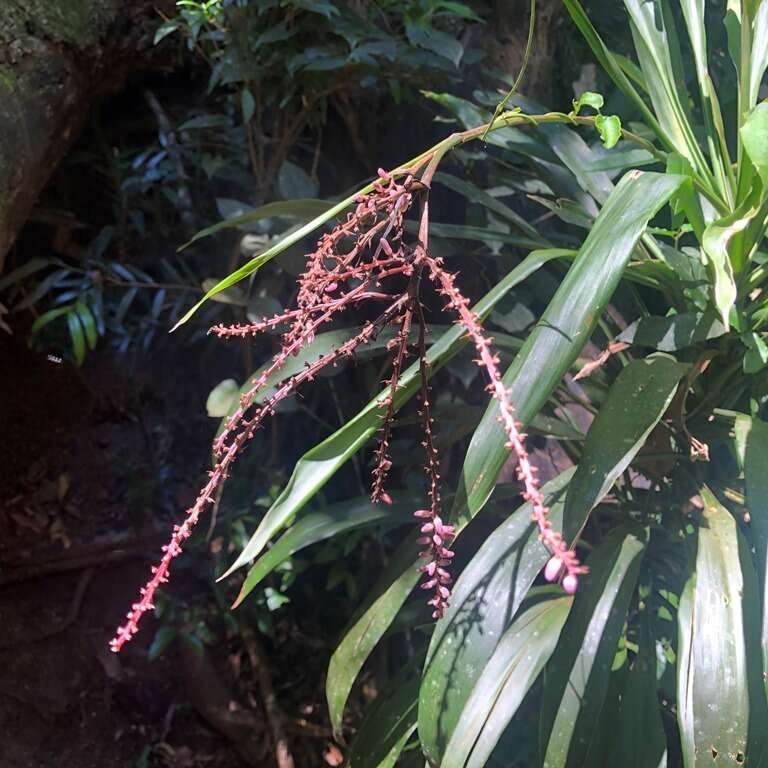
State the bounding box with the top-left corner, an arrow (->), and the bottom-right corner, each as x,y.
111,161 -> 583,651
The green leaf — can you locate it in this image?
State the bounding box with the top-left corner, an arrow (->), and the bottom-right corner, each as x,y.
563,356 -> 687,539
148,626 -> 177,661
563,0 -> 672,152
67,309 -> 86,366
433,172 -> 546,242
741,102 -> 768,187
749,3 -> 768,107
179,199 -> 334,250
206,378 -> 240,418
346,665 -> 420,768
326,539 -> 421,738
442,598 -> 572,768
616,311 -> 726,351
702,202 -> 759,323
232,496 -> 416,608
677,487 -> 768,766
406,24 -> 463,67
241,88 -> 255,123
595,114 -> 622,149
571,91 -> 604,113
411,221 -> 543,250
743,417 -> 768,684
743,331 -> 768,373
452,171 -> 686,525
419,470 -> 575,765
540,524 -> 648,768
29,305 -> 71,335
75,301 -> 98,350
606,610 -> 667,768
221,249 -> 568,578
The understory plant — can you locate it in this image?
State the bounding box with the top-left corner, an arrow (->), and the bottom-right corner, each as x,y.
114,0 -> 768,765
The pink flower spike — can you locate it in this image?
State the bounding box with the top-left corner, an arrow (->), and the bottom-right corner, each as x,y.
544,556 -> 564,583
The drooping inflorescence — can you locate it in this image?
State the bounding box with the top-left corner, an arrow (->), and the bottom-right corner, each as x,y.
110,163 -> 582,652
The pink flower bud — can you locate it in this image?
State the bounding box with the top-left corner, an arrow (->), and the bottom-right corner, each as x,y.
544,556 -> 563,583
562,574 -> 578,595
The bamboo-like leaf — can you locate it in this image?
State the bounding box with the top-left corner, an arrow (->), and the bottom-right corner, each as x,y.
677,487 -> 768,766
563,356 -> 688,538
442,598 -> 572,768
346,665 -> 420,768
232,496 -> 416,608
221,249 -> 569,579
540,524 -> 648,768
623,0 -> 706,175
419,470 -> 574,765
451,171 -> 686,525
67,309 -> 86,367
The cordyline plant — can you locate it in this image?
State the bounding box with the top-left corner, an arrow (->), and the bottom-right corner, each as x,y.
113,0 -> 768,765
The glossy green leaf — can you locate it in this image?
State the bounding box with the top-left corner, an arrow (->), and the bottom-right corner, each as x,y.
29,305 -> 71,335
326,539 -> 421,738
744,417 -> 768,681
540,523 -> 648,768
452,171 -> 686,525
232,496 -> 416,608
677,487 -> 768,766
419,470 -> 574,764
563,356 -> 687,539
222,249 -> 568,579
442,598 -> 572,768
616,311 -> 726,351
346,665 -> 420,768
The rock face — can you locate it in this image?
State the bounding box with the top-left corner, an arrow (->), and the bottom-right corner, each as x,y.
0,0 -> 173,270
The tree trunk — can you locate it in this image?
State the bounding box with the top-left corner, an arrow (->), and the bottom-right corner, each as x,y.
0,0 -> 173,271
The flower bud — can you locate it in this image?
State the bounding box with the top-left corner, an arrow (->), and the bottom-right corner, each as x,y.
562,574 -> 578,595
544,556 -> 563,583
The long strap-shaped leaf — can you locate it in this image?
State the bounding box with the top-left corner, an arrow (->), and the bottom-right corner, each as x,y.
419,470 -> 574,765
562,355 -> 688,540
540,523 -> 648,768
221,248 -> 571,579
346,664 -> 420,768
451,171 -> 686,526
677,487 -> 768,767
743,416 -> 768,684
231,495 -> 418,608
441,597 -> 572,768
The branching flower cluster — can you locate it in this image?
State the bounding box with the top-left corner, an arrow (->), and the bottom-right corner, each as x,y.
110,163 -> 583,651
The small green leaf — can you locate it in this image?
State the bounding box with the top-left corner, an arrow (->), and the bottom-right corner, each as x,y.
74,301 -> 97,350
572,91 -> 605,114
743,331 -> 768,373
148,626 -> 177,661
595,113 -> 622,149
